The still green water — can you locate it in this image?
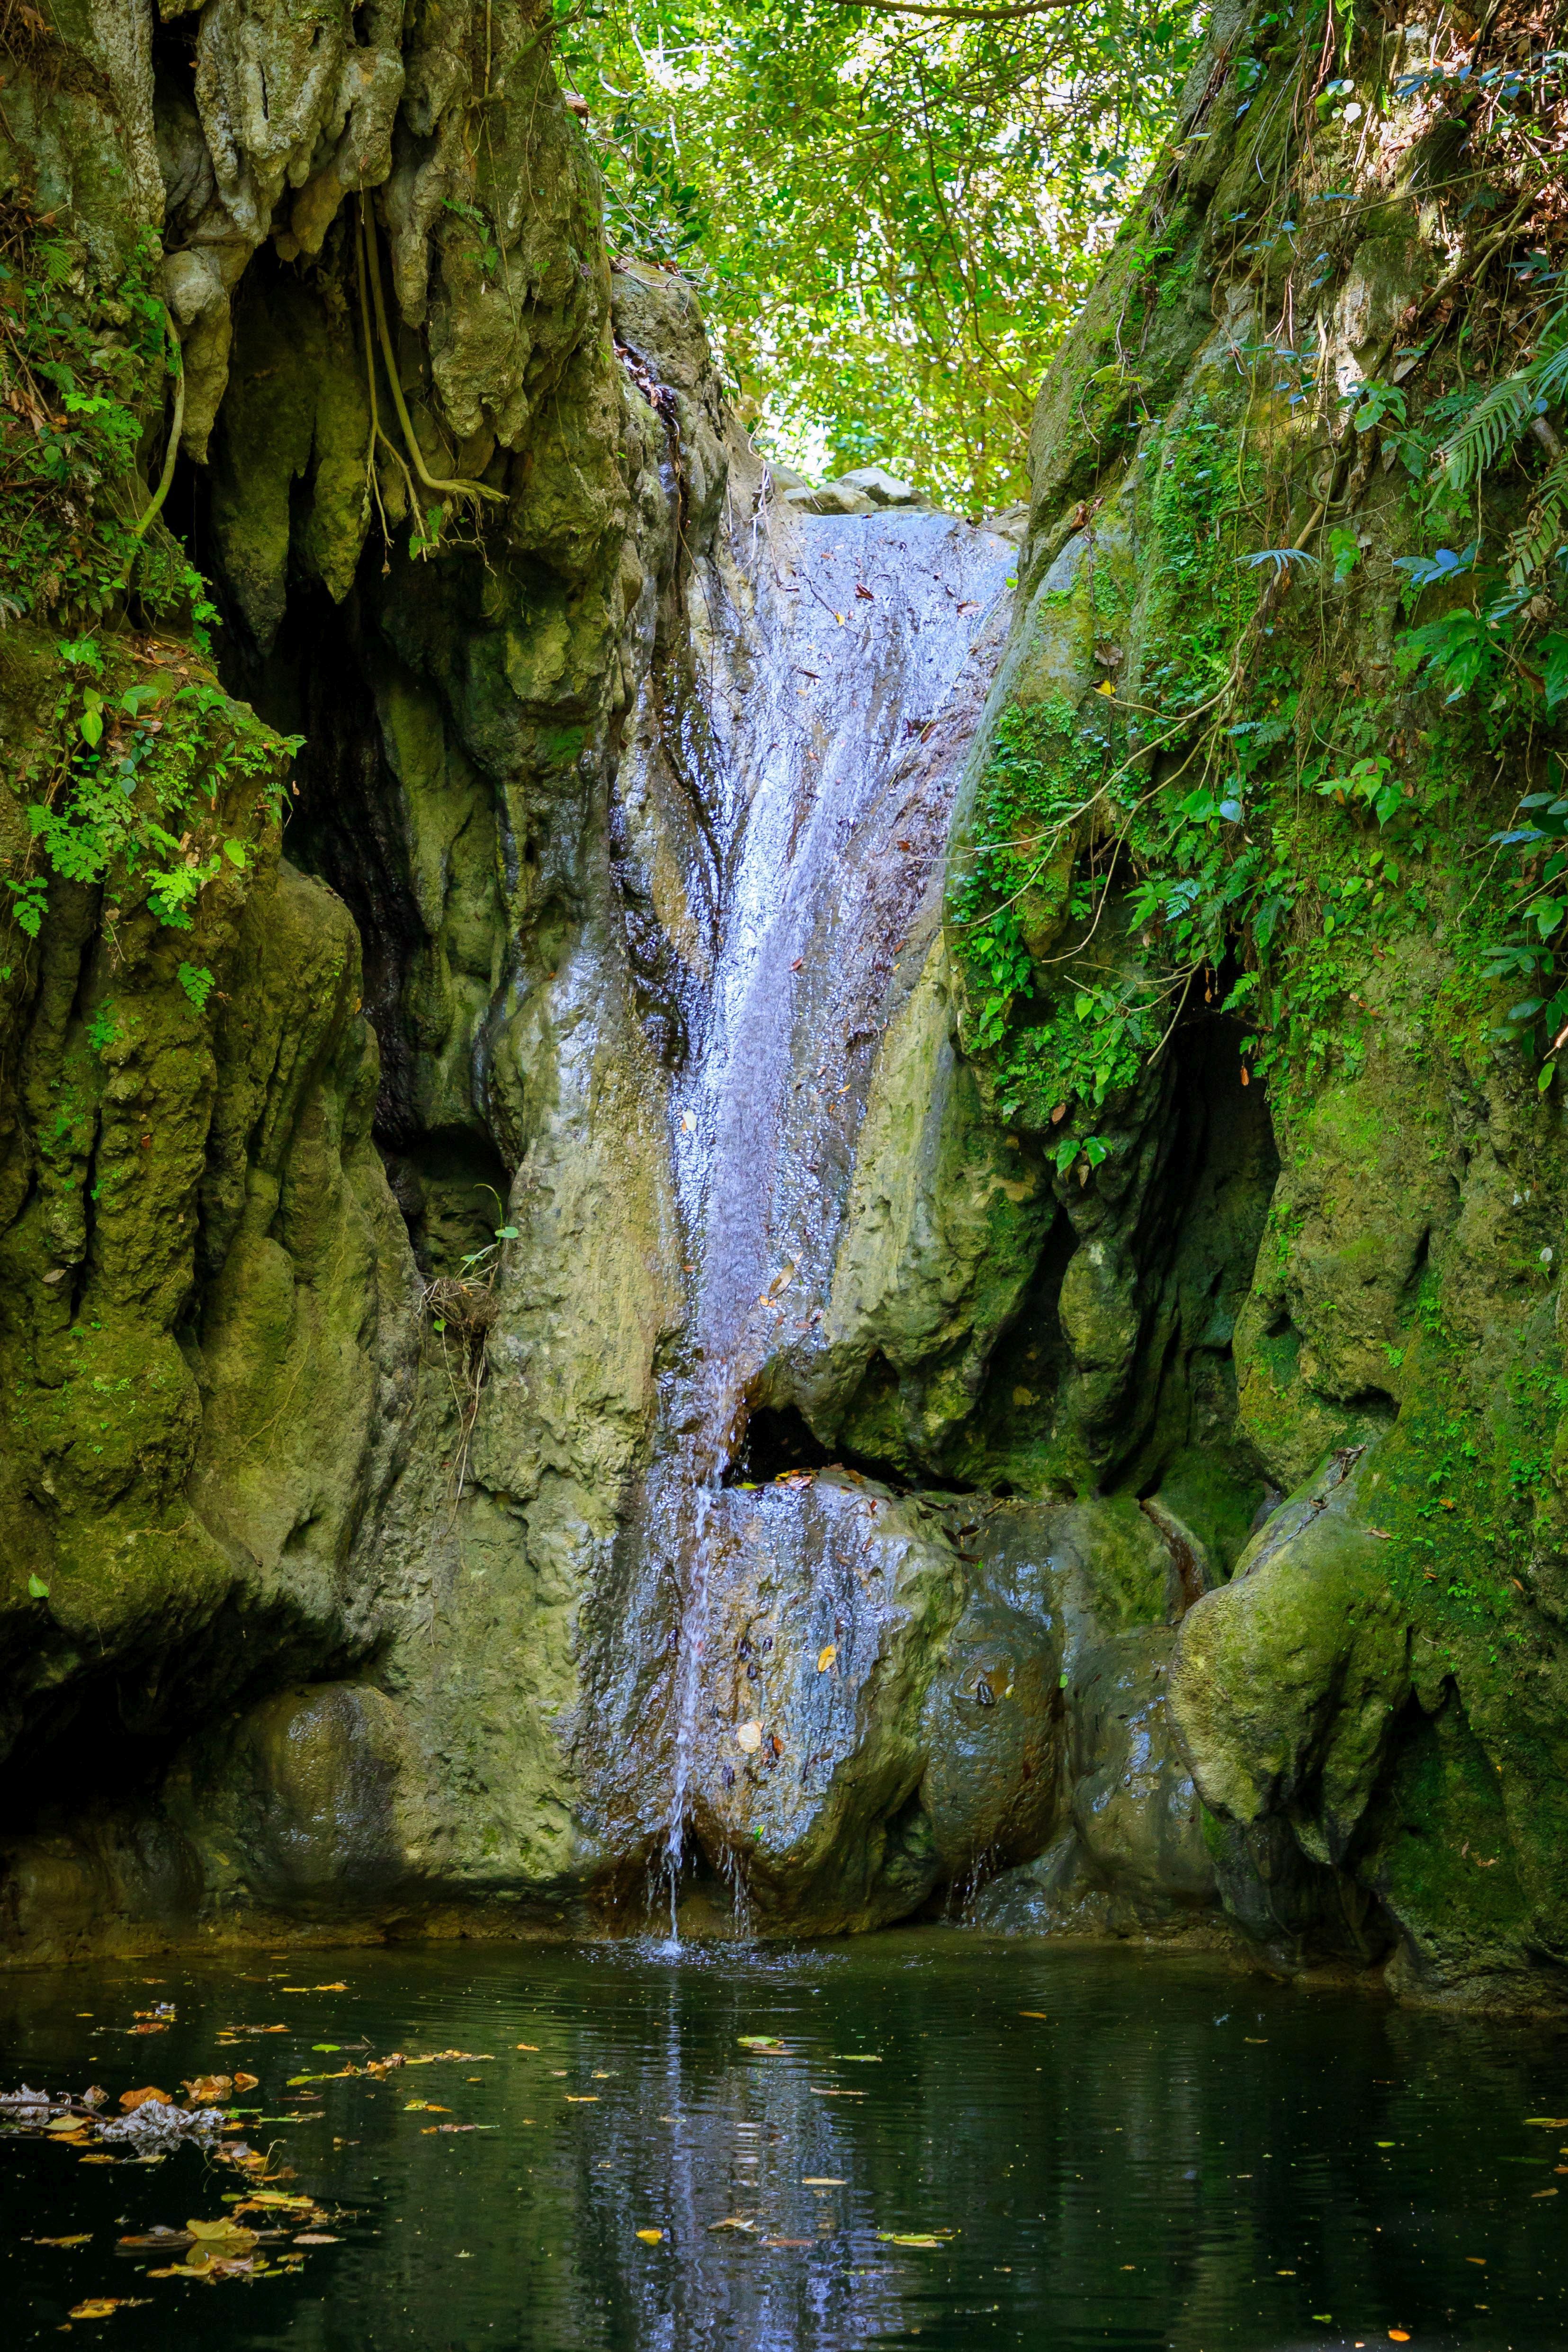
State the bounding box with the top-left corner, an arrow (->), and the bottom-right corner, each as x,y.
3,1932 -> 1566,2350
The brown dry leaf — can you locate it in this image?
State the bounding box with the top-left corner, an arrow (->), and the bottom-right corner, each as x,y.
118,2086 -> 168,2111
127,2022 -> 169,2036
294,2233 -> 340,2244
233,2072 -> 259,2093
1532,2187 -> 1559,2199
78,2155 -> 117,2166
182,2075 -> 233,2103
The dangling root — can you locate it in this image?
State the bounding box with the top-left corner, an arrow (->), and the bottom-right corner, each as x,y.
356,193 -> 506,519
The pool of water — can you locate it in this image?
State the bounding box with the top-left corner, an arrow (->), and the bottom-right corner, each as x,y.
4,1931 -> 1567,2350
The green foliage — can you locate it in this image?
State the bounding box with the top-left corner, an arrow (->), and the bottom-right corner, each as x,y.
17,673 -> 296,939
0,204 -> 195,633
177,963 -> 215,1014
555,0 -> 1201,507
0,195 -> 282,963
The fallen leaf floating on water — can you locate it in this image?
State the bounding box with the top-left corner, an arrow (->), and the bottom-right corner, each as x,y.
1532,2187 -> 1559,2198
1389,2333 -> 1411,2343
294,2233 -> 339,2245
181,2075 -> 232,2104
636,2229 -> 664,2244
314,1984 -> 348,1993
816,1644 -> 837,1672
565,2095 -> 600,2104
190,2218 -> 260,2245
708,2217 -> 757,2232
69,2301 -> 147,2321
877,2231 -> 957,2248
516,2043 -> 540,2052
738,2036 -> 786,2052
233,2072 -> 259,2093
1019,2011 -> 1048,2020
1525,2117 -> 1568,2127
832,2054 -> 882,2063
33,2234 -> 92,2246
735,1722 -> 763,1753
802,2177 -> 845,2186
118,2087 -> 169,2111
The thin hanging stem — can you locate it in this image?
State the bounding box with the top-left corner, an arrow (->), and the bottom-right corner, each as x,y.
358,192 -> 506,512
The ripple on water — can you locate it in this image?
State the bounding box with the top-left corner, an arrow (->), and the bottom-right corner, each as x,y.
3,1933 -> 1565,2351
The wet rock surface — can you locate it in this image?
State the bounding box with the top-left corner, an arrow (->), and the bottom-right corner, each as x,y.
3,0 -> 1567,2016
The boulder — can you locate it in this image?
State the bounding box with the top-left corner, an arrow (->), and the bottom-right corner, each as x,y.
836,465 -> 926,508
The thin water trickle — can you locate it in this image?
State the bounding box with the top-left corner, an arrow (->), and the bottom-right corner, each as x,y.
624,503 -> 1016,1928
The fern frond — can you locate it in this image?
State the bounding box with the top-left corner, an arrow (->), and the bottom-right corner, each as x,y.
1532,336 -> 1568,408
1506,452 -> 1568,592
1441,373 -> 1537,490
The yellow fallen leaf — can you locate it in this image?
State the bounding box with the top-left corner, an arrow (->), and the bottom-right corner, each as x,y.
516,2043 -> 540,2051
802,2177 -> 845,2186
877,2231 -> 955,2248
1019,2011 -> 1047,2020
565,2095 -> 600,2103
34,2234 -> 92,2246
735,1722 -> 762,1753
68,2302 -> 122,2320
314,1983 -> 348,1992
817,1644 -> 837,1672
1094,679 -> 1116,697
1526,2117 -> 1568,2127
187,2219 -> 258,2249
636,2228 -> 664,2244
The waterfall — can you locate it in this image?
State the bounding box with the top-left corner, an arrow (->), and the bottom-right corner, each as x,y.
622,495 -> 1016,1933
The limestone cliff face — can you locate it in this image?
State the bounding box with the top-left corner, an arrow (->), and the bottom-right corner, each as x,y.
1,0 -> 1565,2013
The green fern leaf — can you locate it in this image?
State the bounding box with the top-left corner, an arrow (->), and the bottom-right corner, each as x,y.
1441,374 -> 1537,489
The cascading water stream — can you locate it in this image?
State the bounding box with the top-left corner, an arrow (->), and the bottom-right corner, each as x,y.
635,498 -> 1016,1935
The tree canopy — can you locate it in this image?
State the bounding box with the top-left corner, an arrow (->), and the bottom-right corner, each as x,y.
554,0 -> 1203,510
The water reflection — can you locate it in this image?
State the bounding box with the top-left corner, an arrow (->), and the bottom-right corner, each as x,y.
3,1933 -> 1567,2349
